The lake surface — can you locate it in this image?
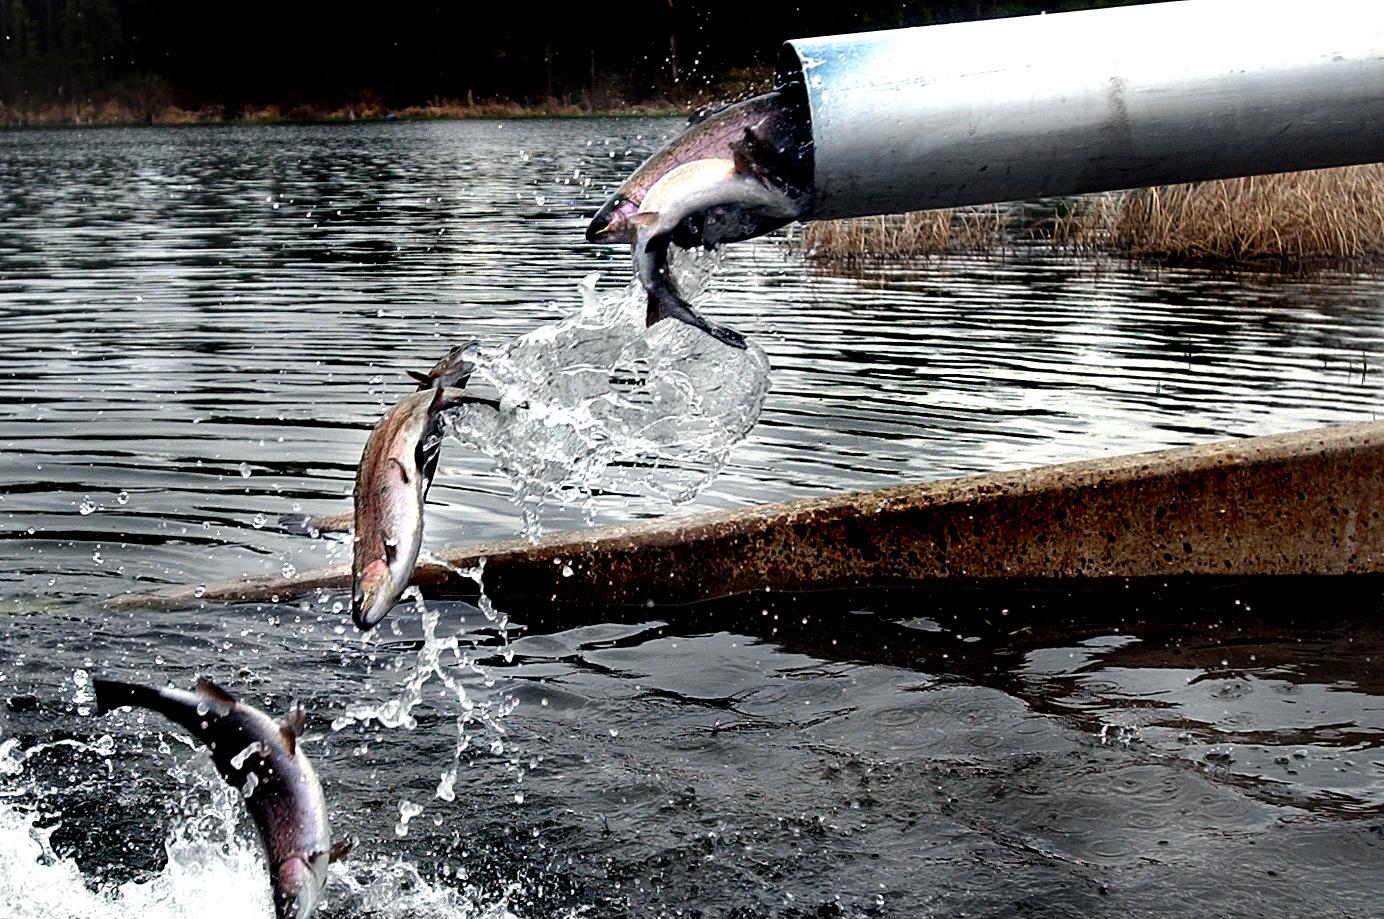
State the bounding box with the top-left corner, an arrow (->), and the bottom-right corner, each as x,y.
2,120 -> 1384,917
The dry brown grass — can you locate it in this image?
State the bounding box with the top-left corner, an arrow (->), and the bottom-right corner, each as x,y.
798,205 -> 1009,262
1059,165 -> 1384,262
800,164 -> 1384,268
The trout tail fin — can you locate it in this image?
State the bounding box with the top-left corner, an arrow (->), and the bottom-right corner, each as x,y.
92,679 -> 163,717
411,341 -> 481,391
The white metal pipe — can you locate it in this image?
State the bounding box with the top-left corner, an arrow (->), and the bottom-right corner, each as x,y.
780,0 -> 1384,220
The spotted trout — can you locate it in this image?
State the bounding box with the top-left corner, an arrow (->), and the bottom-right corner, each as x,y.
351,345 -> 499,629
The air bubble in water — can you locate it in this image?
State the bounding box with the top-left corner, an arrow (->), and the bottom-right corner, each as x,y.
116,490 -> 129,505
78,501 -> 96,516
252,513 -> 267,529
239,462 -> 252,478
281,562 -> 296,578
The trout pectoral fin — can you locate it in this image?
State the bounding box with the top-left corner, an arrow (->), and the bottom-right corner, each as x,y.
629,212 -> 659,228
280,510 -> 353,537
329,838 -> 355,863
388,457 -> 411,484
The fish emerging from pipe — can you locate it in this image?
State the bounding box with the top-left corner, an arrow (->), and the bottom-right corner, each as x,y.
586,90 -> 812,349
351,345 -> 501,630
630,152 -> 802,348
93,676 -> 351,919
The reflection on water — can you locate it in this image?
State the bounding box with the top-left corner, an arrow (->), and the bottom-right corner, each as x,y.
2,120 -> 1384,916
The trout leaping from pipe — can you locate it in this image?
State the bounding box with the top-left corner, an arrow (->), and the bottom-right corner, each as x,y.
586,90 -> 813,350
93,676 -> 352,919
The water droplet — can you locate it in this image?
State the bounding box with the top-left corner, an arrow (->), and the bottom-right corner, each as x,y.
252,513 -> 267,529
78,501 -> 96,516
514,791 -> 525,805
91,551 -> 103,565
395,799 -> 424,837
436,769 -> 457,802
561,564 -> 573,578
116,490 -> 129,505
239,462 -> 252,478
193,584 -> 206,598
281,562 -> 297,578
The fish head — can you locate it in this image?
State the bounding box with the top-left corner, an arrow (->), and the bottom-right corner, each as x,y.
585,195 -> 639,243
352,557 -> 397,630
274,854 -> 324,919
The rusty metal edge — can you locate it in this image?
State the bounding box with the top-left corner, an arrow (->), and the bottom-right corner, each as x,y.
103,421 -> 1384,612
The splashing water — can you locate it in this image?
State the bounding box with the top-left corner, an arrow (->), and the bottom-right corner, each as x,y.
331,856 -> 534,919
0,734 -> 532,919
331,586 -> 520,824
0,734 -> 274,919
0,802 -> 272,919
446,274 -> 771,539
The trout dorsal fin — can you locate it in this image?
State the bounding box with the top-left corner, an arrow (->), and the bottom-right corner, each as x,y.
279,706 -> 306,756
195,677 -> 237,714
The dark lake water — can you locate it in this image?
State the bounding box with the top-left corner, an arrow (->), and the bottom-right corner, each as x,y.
2,120 -> 1384,917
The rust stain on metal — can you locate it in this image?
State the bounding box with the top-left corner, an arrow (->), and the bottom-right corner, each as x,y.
107,421 -> 1384,611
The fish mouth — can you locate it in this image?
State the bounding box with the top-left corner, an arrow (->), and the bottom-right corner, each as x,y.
351,560 -> 395,631
274,855 -> 319,919
585,196 -> 633,243
585,213 -> 616,243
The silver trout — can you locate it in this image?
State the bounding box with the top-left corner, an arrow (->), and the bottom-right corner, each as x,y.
93,677 -> 351,919
351,385 -> 494,630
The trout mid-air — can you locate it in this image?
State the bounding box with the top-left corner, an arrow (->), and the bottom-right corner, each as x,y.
351,345 -> 500,630
93,677 -> 351,919
586,90 -> 813,349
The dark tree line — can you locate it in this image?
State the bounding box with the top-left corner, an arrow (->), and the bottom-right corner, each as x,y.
0,0 -> 1146,117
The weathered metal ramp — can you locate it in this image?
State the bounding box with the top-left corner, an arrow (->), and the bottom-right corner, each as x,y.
107,421 -> 1384,612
